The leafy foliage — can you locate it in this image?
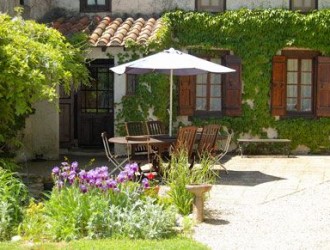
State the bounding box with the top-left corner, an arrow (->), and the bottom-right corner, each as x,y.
19,161 -> 177,241
0,168 -> 28,240
0,12 -> 89,149
162,150 -> 216,215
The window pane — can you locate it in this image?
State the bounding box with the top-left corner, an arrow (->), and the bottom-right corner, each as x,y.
98,0 -> 106,4
201,0 -> 210,5
301,59 -> 312,71
196,85 -> 207,97
98,91 -> 110,109
301,99 -> 312,111
287,59 -> 298,71
211,0 -> 219,6
287,85 -> 297,97
210,98 -> 221,111
196,98 -> 206,110
99,74 -> 109,89
196,74 -> 207,83
287,72 -> 298,84
301,72 -> 312,85
301,85 -> 312,98
86,92 -> 97,109
210,74 -> 221,84
287,98 -> 297,111
210,84 -> 221,97
87,0 -> 96,5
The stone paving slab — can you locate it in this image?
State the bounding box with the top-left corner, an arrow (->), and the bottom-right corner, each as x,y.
193,155 -> 330,249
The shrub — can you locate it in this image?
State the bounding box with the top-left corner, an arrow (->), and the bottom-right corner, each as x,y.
0,168 -> 28,240
19,161 -> 177,241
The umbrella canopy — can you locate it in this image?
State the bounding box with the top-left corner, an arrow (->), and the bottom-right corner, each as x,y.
110,48 -> 235,136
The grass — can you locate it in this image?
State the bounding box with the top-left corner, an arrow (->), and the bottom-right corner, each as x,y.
0,237 -> 210,250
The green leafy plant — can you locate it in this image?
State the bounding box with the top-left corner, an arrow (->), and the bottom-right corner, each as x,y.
0,11 -> 90,150
19,161 -> 177,241
162,150 -> 216,215
0,168 -> 28,240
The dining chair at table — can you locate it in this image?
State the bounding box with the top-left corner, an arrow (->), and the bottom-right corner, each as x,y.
125,135 -> 153,163
101,132 -> 128,174
171,126 -> 198,160
146,120 -> 166,135
196,124 -> 221,156
125,121 -> 149,158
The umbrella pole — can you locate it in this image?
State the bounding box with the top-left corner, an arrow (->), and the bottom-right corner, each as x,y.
169,69 -> 173,137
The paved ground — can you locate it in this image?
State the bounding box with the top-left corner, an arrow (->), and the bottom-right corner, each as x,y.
193,155 -> 330,250
20,153 -> 330,249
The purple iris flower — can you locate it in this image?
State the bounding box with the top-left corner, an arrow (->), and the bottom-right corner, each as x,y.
79,170 -> 88,180
95,178 -> 103,187
141,178 -> 150,188
127,169 -> 135,180
55,180 -> 64,189
52,166 -> 60,176
130,162 -> 139,172
68,172 -> 76,184
61,171 -> 68,179
71,161 -> 79,172
80,184 -> 87,193
106,179 -> 117,189
117,172 -> 128,183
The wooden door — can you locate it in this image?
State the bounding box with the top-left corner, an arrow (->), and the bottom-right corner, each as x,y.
59,86 -> 74,148
77,59 -> 114,147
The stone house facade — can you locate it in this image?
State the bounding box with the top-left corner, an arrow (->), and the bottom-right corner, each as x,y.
2,0 -> 330,159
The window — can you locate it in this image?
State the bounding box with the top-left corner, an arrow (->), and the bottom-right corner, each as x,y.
126,74 -> 139,95
290,0 -> 317,12
196,58 -> 223,112
286,58 -> 313,112
80,0 -> 111,12
179,53 -> 242,117
196,0 -> 225,12
271,50 -> 330,117
80,60 -> 114,113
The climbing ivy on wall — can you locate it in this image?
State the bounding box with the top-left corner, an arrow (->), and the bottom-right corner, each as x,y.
118,9 -> 330,152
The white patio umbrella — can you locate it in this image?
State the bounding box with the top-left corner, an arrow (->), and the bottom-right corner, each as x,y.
110,48 -> 235,136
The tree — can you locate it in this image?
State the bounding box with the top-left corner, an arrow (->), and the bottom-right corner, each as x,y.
0,10 -> 90,152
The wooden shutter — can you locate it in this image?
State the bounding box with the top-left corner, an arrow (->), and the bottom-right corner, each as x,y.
223,55 -> 242,116
316,56 -> 330,117
271,56 -> 287,116
178,76 -> 196,116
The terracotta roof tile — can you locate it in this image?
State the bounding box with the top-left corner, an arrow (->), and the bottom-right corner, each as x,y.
51,15 -> 162,47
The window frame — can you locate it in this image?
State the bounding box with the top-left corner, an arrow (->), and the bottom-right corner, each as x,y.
195,0 -> 226,13
80,0 -> 111,12
126,74 -> 139,96
192,51 -> 229,117
80,59 -> 114,114
289,0 -> 318,12
282,50 -> 319,118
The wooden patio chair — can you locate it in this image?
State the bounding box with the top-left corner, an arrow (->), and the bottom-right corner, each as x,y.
101,132 -> 128,174
172,126 -> 198,159
125,121 -> 148,158
196,124 -> 220,156
146,120 -> 166,135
